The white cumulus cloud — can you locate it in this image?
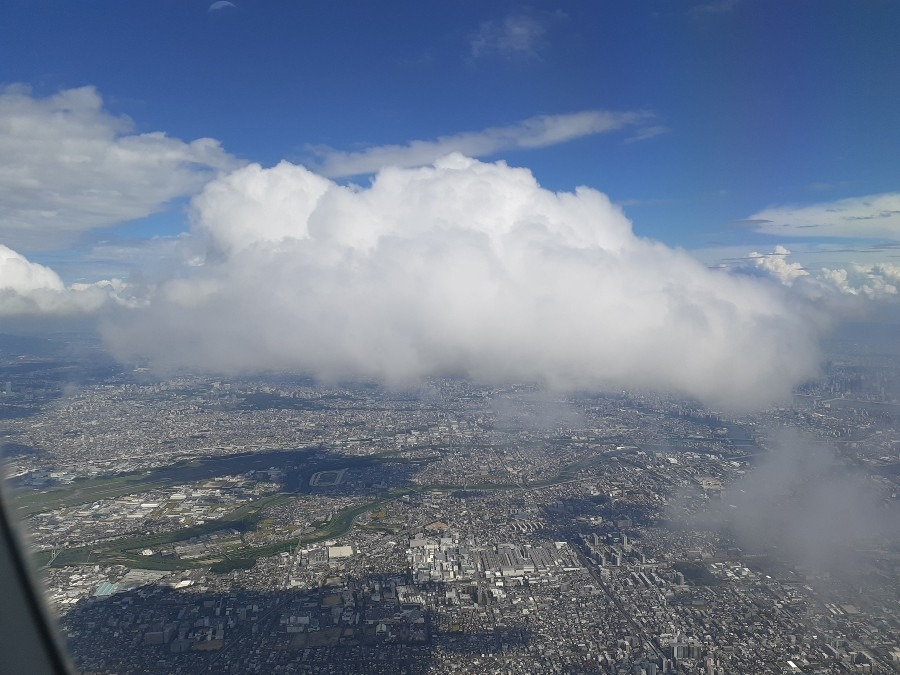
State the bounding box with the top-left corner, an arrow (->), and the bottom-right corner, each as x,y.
746,245 -> 810,286
0,244 -> 132,315
103,155 -> 824,411
0,244 -> 65,294
819,262 -> 900,299
0,85 -> 240,251
734,245 -> 900,301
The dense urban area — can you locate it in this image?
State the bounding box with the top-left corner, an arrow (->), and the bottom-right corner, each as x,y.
1,331 -> 900,674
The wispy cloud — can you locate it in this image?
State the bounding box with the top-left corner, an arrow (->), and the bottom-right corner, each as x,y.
208,1 -> 237,12
470,14 -> 548,60
624,125 -> 670,144
748,192 -> 900,240
691,0 -> 740,16
311,110 -> 653,178
807,181 -> 839,192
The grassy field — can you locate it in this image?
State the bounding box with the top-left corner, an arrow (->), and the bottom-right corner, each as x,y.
30,450 -> 612,572
31,493 -> 294,569
12,447 -> 382,517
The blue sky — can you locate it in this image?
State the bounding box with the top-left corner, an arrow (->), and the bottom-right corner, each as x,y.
3,0 -> 898,266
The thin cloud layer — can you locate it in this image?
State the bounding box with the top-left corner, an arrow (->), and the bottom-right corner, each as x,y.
312,111 -> 651,178
0,85 -> 239,251
470,14 -> 548,60
749,192 -> 900,240
714,429 -> 894,577
104,155 -> 823,411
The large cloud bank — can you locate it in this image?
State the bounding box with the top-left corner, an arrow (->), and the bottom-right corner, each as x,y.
103,155 -> 822,410
0,85 -> 238,250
